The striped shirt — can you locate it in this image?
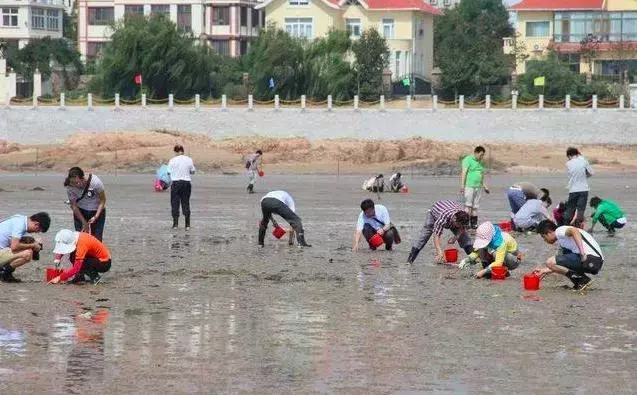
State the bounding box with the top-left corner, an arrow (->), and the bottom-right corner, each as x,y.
431,200 -> 464,236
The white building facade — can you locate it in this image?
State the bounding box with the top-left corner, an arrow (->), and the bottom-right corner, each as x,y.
0,0 -> 64,49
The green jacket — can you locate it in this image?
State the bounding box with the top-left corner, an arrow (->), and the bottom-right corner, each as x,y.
592,200 -> 624,225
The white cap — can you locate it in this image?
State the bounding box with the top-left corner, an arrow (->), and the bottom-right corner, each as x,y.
53,229 -> 80,255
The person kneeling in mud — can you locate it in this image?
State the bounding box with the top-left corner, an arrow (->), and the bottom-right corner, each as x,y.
48,229 -> 112,285
259,190 -> 311,247
459,221 -> 521,279
353,199 -> 400,251
535,220 -> 603,292
362,174 -> 385,193
588,196 -> 627,236
407,200 -> 472,264
389,172 -> 404,192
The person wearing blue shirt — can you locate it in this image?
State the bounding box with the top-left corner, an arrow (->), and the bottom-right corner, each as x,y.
353,199 -> 400,251
0,212 -> 50,282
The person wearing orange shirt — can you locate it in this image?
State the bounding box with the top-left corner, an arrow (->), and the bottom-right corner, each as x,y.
48,229 -> 112,284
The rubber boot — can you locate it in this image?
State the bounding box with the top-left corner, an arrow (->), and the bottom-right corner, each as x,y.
258,226 -> 266,246
172,217 -> 178,229
471,216 -> 478,230
297,233 -> 312,247
407,247 -> 420,264
247,184 -> 254,194
0,264 -> 21,283
185,215 -> 190,230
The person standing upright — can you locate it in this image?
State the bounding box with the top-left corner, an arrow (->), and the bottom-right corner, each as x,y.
168,144 -> 195,230
245,150 -> 263,194
461,146 -> 489,229
564,147 -> 593,228
65,167 -> 107,241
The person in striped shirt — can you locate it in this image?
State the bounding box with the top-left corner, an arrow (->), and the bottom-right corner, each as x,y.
407,200 -> 472,264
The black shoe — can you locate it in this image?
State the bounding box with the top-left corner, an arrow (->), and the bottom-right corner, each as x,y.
607,228 -> 616,237
86,271 -> 101,285
572,276 -> 593,292
407,247 -> 420,264
0,270 -> 22,283
172,218 -> 178,229
70,274 -> 88,284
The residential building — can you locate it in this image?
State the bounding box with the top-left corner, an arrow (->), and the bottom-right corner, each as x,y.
0,0 -> 65,49
427,0 -> 460,10
77,0 -> 263,63
506,0 -> 637,77
255,0 -> 442,87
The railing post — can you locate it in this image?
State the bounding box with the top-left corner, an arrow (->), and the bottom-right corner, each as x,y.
512,93 -> 517,110
141,93 -> 147,108
619,94 -> 625,110
248,94 -> 253,111
538,94 -> 544,110
4,92 -> 10,109
32,95 -> 38,109
353,95 -> 359,111
406,95 -> 411,111
485,95 -> 491,110
432,95 -> 438,112
592,95 -> 598,111
379,95 -> 385,112
327,95 -> 332,111
195,94 -> 200,110
221,94 -> 227,111
87,93 -> 93,111
115,93 -> 120,110
565,94 -> 571,111
59,93 -> 65,110
274,94 -> 280,111
459,95 -> 464,111
168,93 -> 174,109
301,94 -> 306,111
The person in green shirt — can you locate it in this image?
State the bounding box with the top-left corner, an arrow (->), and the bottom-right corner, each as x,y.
588,196 -> 627,236
460,146 -> 489,229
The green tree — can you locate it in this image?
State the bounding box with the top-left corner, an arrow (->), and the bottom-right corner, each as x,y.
12,37 -> 82,89
351,28 -> 389,100
63,11 -> 77,42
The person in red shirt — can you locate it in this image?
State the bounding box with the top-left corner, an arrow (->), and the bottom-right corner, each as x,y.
48,229 -> 111,284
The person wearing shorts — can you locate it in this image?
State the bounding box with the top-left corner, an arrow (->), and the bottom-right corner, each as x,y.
0,212 -> 50,282
535,220 -> 603,292
461,146 -> 489,229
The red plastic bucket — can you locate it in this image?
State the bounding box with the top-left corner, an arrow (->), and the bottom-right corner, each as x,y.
523,273 -> 541,290
272,225 -> 286,239
401,187 -> 409,193
369,233 -> 384,249
491,266 -> 508,280
46,268 -> 63,282
444,248 -> 458,263
258,170 -> 265,177
498,221 -> 512,232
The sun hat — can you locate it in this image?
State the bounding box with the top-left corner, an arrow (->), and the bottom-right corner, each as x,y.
53,229 -> 80,255
473,222 -> 495,250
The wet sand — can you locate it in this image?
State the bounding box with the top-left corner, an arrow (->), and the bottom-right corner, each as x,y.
0,173 -> 635,394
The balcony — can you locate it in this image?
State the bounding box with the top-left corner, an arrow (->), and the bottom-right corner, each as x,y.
30,0 -> 65,6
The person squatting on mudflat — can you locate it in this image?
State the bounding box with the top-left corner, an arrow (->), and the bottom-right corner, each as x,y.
362,174 -> 385,193
65,167 -> 107,241
389,172 -> 404,192
588,196 -> 627,236
0,212 -> 50,282
513,196 -> 553,232
535,220 -> 603,292
461,146 -> 489,229
49,229 -> 112,285
564,147 -> 593,228
353,199 -> 400,251
459,221 -> 522,279
245,150 -> 263,194
259,190 -> 311,247
506,181 -> 550,216
407,200 -> 472,264
168,144 -> 196,230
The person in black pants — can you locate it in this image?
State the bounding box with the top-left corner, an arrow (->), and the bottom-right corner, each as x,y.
258,191 -> 311,247
167,145 -> 196,230
65,167 -> 107,241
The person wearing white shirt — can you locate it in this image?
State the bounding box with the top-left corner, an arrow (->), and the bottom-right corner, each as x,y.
564,147 -> 593,227
168,145 -> 196,230
535,220 -> 604,292
389,172 -> 404,192
353,199 -> 400,251
259,190 -> 311,247
245,150 -> 263,194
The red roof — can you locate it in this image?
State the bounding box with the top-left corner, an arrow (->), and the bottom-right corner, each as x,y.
510,0 -> 603,11
365,0 -> 442,14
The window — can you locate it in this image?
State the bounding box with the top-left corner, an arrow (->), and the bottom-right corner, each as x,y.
87,42 -> 105,60
212,7 -> 229,25
88,7 -> 114,26
430,0 -> 437,5
382,18 -> 394,38
288,0 -> 309,5
395,51 -> 401,77
211,39 -> 230,56
32,8 -> 45,29
177,5 -> 191,32
240,7 -> 247,27
46,9 -> 60,30
240,40 -> 247,55
151,4 -> 170,17
346,18 -> 361,38
285,18 -> 312,39
251,9 -> 259,27
125,5 -> 144,17
558,53 -> 580,73
2,8 -> 18,27
526,21 -> 550,37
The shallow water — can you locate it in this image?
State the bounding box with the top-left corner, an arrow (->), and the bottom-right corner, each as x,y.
0,173 -> 635,394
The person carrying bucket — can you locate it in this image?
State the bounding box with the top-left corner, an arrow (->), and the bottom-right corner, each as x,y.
389,172 -> 404,192
168,145 -> 196,230
506,182 -> 549,215
154,164 -> 170,191
0,212 -> 50,282
407,200 -> 471,264
535,219 -> 603,292
588,196 -> 627,236
353,199 -> 400,251
64,167 -> 107,241
259,190 -> 311,248
48,229 -> 112,285
459,221 -> 522,279
513,197 -> 553,232
245,150 -> 263,194
460,146 -> 489,229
